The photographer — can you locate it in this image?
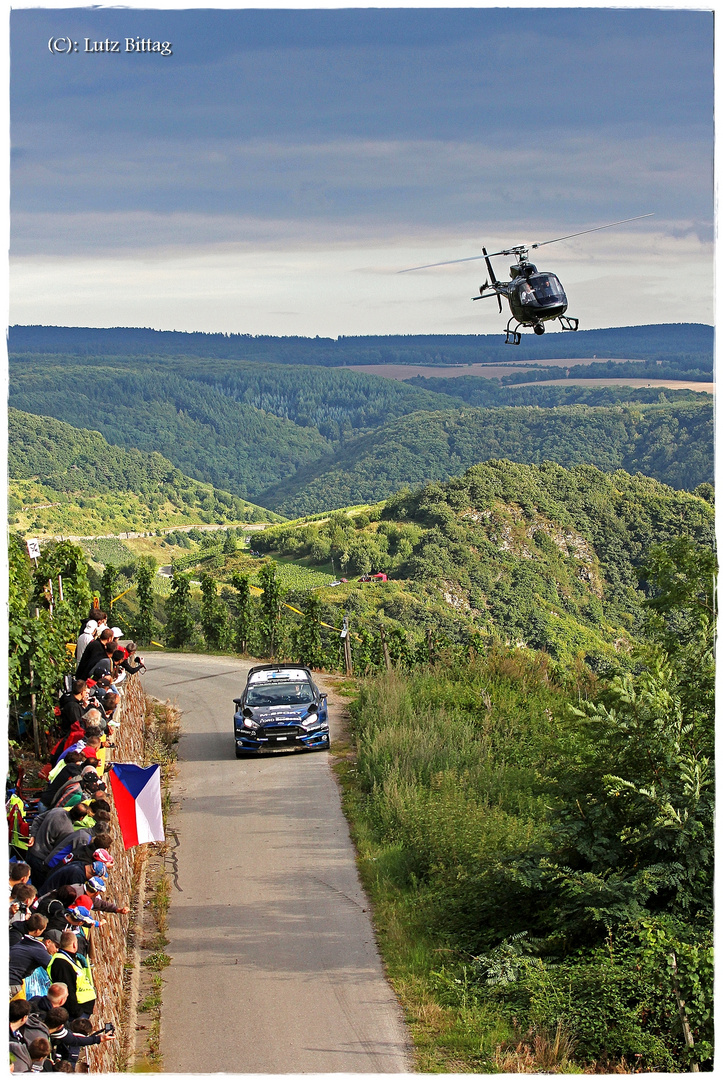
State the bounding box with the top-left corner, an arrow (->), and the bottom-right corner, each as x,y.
120,641 -> 145,675
45,1007 -> 115,1066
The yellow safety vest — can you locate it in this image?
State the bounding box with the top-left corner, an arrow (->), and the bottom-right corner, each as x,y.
7,794 -> 29,851
48,949 -> 96,1003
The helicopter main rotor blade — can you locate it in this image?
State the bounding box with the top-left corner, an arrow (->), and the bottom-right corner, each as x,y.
396,213 -> 653,274
531,213 -> 654,250
397,254 -> 489,273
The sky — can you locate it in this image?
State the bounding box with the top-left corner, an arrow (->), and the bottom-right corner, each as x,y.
9,5 -> 714,337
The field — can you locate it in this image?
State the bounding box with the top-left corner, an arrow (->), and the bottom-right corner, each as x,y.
342,358 -> 650,380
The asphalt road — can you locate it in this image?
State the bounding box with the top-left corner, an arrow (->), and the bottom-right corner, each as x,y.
142,653 -> 411,1073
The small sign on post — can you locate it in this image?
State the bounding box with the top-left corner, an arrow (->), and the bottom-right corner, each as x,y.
26,538 -> 40,564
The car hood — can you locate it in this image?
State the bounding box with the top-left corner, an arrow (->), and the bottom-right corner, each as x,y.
242,705 -> 311,723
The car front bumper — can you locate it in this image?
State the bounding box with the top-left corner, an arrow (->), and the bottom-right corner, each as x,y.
235,726 -> 330,752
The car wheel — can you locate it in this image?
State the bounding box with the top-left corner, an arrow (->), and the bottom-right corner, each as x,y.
235,748 -> 247,759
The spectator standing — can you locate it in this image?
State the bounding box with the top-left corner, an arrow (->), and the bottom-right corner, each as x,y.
25,984 -> 69,1017
45,1007 -> 114,1066
9,863 -> 31,894
27,1035 -> 53,1071
45,934 -> 96,1019
74,623 -> 97,667
9,1000 -> 33,1071
9,916 -> 54,998
75,629 -> 114,681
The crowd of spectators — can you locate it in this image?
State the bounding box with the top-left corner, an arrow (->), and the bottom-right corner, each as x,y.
8,607 -> 145,1072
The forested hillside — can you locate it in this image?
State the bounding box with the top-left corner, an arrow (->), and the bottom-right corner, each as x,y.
8,355 -> 461,499
9,352 -> 712,510
262,402 -> 713,515
8,409 -> 281,534
9,322 -> 713,369
245,460 -> 714,667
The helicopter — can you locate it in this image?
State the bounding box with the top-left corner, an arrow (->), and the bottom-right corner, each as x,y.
400,214 -> 653,344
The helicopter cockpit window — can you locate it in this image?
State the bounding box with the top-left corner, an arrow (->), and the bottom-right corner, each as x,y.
528,274 -> 566,306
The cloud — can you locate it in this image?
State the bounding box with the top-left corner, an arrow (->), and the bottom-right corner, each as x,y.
11,130 -> 711,257
10,226 -> 712,338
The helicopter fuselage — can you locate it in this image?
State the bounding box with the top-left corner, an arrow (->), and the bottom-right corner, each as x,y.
479,258 -> 574,340
504,264 -> 568,326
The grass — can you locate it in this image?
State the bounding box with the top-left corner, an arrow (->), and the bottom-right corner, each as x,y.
332,659 -> 620,1073
150,876 -> 171,935
138,975 -> 163,1015
141,950 -> 172,971
131,695 -> 180,1073
342,804 -> 518,1072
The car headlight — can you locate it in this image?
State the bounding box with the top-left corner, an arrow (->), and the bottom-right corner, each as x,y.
237,709 -> 259,730
301,707 -> 321,729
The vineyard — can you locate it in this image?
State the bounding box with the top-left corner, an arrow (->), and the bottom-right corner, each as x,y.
80,537 -> 136,567
250,559 -> 333,591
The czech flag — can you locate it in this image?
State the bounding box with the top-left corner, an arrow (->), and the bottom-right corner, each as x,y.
109,764 -> 165,850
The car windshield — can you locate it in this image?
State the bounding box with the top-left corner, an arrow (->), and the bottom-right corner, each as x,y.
246,682 -> 314,707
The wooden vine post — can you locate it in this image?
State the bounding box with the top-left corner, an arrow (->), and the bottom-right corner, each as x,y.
379,625 -> 392,672
669,951 -> 699,1072
28,663 -> 40,759
341,617 -> 353,676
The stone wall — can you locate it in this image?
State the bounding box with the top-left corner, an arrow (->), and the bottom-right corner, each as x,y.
83,672 -> 147,1071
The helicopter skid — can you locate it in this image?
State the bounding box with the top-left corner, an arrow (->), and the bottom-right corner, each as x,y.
504,319 -> 522,345
558,315 -> 579,332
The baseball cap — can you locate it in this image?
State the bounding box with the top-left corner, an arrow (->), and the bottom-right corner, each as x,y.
87,876 -> 107,893
93,849 -> 114,866
111,627 -> 123,638
67,907 -> 94,926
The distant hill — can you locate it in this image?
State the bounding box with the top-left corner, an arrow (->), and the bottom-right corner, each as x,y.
8,323 -> 713,368
261,402 -> 714,516
8,409 -> 282,536
8,355 -> 463,500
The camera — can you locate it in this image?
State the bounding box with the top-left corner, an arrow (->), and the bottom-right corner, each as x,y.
104,1023 -> 115,1034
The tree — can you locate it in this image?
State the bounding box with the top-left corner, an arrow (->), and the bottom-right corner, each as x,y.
200,573 -> 228,650
100,564 -> 118,616
231,572 -> 253,654
134,559 -> 156,646
8,534 -> 33,703
293,593 -> 325,669
8,536 -> 91,749
258,561 -> 283,658
549,538 -> 715,937
165,571 -> 195,648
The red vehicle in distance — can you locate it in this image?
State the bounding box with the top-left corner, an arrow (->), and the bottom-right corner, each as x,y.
358,573 -> 388,583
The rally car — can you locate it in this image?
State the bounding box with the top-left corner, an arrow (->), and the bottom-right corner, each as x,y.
233,665 -> 330,758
